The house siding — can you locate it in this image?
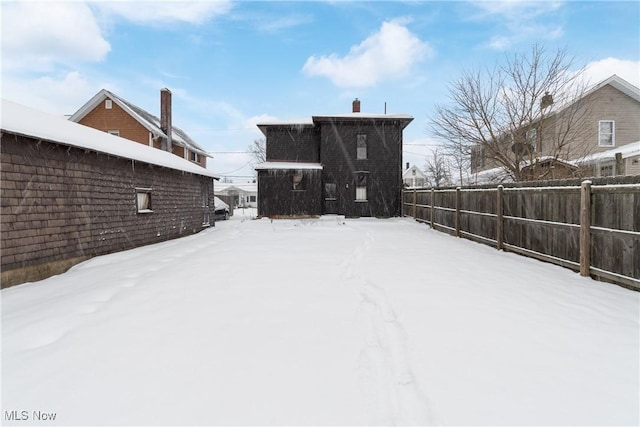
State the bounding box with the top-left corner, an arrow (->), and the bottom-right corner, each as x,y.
319,119 -> 403,217
257,169 -> 322,217
1,132 -> 214,288
79,100 -> 152,147
265,126 -> 320,162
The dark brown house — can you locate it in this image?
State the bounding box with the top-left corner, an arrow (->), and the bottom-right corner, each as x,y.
256,100 -> 413,218
1,99 -> 218,288
69,88 -> 210,168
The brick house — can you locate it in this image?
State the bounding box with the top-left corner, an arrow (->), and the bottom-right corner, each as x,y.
1,99 -> 218,288
255,99 -> 413,217
470,75 -> 640,179
69,88 -> 210,168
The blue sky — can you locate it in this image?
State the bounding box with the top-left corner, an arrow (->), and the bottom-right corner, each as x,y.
2,1 -> 639,181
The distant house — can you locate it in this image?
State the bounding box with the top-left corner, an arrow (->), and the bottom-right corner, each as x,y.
256,99 -> 413,217
214,182 -> 258,208
69,88 -> 210,168
1,99 -> 218,288
403,163 -> 427,188
470,75 -> 640,180
576,140 -> 640,177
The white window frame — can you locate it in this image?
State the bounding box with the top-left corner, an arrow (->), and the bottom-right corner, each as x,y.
107,130 -> 120,137
135,188 -> 153,214
354,172 -> 368,202
105,99 -> 112,109
356,134 -> 367,160
598,120 -> 615,147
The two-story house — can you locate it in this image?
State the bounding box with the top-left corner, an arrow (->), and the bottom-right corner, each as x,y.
403,163 -> 427,188
69,88 -> 210,168
255,99 -> 413,217
470,75 -> 640,180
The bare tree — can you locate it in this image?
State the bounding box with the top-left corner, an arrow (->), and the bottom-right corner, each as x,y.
431,44 -> 592,182
425,149 -> 452,187
248,138 -> 266,164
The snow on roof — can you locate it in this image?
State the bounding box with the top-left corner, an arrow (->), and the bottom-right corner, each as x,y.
255,161 -> 323,170
1,99 -> 219,179
68,89 -> 210,156
214,182 -> 257,193
402,165 -> 427,179
257,112 -> 414,135
575,141 -> 640,164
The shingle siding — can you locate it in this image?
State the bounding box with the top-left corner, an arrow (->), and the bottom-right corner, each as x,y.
265,126 -> 320,162
257,169 -> 322,216
1,132 -> 214,288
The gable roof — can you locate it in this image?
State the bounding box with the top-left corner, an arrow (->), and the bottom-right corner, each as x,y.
68,89 -> 210,157
403,165 -> 426,180
2,99 -> 219,179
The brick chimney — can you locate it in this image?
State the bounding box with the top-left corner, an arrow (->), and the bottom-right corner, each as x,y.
352,98 -> 361,113
160,88 -> 172,152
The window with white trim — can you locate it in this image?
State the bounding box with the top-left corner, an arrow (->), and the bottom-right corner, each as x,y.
356,134 -> 367,160
355,173 -> 367,201
598,120 -> 615,147
135,188 -> 153,213
190,151 -> 200,163
292,172 -> 305,190
107,130 -> 120,136
105,99 -> 112,109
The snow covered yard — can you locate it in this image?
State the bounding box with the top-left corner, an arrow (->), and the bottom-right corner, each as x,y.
2,209 -> 638,426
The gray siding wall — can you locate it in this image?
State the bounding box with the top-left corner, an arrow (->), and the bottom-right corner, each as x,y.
319,119 -> 403,217
1,132 -> 214,287
257,169 -> 322,216
265,126 -> 320,162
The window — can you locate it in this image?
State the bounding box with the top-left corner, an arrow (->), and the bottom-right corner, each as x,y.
599,120 -> 615,147
355,173 -> 367,201
292,173 -> 305,190
356,134 -> 367,159
526,128 -> 538,151
600,164 -> 614,177
105,99 -> 112,109
324,183 -> 337,200
190,151 -> 200,163
107,130 -> 120,136
135,188 -> 153,213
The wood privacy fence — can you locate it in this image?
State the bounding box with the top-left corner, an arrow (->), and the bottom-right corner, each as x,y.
402,176 -> 640,290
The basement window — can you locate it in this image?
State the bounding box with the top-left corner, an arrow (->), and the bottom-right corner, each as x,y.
135,188 -> 153,213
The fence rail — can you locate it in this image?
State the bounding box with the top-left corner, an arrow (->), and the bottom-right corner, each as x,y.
403,177 -> 640,290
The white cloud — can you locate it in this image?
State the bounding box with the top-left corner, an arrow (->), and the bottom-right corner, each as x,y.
94,1 -> 233,26
1,71 -> 95,116
469,1 -> 565,51
302,20 -> 434,88
1,2 -> 110,71
582,58 -> 640,88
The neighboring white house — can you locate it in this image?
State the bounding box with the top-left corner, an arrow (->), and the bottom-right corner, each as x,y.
214,182 -> 258,208
576,140 -> 640,177
403,164 -> 427,188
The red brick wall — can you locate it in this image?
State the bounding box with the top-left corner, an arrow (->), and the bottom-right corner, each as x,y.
79,100 -> 152,146
1,131 -> 215,287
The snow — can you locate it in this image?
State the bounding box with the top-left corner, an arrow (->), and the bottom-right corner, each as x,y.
255,161 -> 324,170
2,212 -> 638,426
213,196 -> 229,210
1,99 -> 219,179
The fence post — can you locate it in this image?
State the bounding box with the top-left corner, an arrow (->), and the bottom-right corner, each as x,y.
430,188 -> 435,229
580,180 -> 592,277
455,187 -> 461,237
496,185 -> 504,250
412,189 -> 417,219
